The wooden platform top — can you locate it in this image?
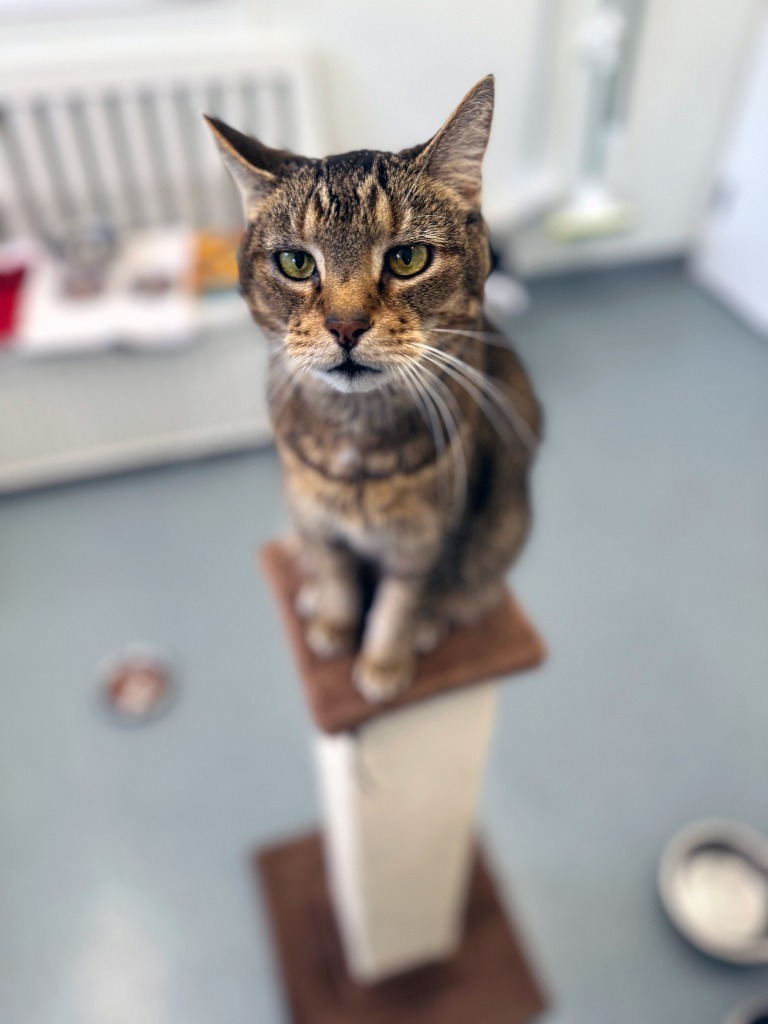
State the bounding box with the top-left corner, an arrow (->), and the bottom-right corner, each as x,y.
260,540 -> 547,735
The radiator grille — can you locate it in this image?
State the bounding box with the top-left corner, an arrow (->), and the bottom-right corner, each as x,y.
0,51 -> 310,238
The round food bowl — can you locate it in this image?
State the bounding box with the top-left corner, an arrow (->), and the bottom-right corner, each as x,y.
658,820 -> 768,965
98,644 -> 177,725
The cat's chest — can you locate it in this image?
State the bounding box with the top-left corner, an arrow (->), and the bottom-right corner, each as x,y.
315,439 -> 395,479
278,434 -> 430,507
277,437 -> 443,548
275,414 -> 435,483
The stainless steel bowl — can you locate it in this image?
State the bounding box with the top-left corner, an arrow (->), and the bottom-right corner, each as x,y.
658,820 -> 768,965
724,994 -> 768,1024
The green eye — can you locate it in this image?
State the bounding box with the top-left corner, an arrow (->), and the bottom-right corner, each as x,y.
277,250 -> 316,280
387,244 -> 429,278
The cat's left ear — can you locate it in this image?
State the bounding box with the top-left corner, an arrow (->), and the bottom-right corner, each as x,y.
416,75 -> 494,206
204,115 -> 279,219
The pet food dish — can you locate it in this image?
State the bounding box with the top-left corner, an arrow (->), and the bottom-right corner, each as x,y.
658,820 -> 768,965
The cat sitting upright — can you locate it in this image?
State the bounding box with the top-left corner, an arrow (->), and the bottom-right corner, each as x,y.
206,76 -> 541,703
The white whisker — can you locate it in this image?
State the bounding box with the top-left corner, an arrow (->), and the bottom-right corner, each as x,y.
399,363 -> 453,509
418,343 -> 537,452
416,366 -> 468,523
418,349 -> 515,450
267,357 -> 302,424
429,326 -> 513,350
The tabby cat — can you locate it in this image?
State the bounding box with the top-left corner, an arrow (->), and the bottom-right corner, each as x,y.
206,76 -> 541,702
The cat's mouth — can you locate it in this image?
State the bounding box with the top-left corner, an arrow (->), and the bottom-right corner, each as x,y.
316,354 -> 386,393
327,357 -> 382,380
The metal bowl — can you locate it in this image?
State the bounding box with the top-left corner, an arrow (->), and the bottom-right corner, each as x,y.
658,820 -> 768,965
724,994 -> 768,1024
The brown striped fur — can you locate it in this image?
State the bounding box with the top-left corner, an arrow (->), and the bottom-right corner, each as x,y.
207,76 -> 541,701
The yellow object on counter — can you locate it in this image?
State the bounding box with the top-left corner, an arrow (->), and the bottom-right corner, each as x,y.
193,229 -> 242,294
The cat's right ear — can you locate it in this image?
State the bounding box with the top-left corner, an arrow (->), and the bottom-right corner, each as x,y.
412,76 -> 495,206
204,115 -> 278,219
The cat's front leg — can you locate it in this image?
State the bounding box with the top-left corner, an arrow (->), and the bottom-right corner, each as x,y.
299,539 -> 362,659
353,575 -> 422,702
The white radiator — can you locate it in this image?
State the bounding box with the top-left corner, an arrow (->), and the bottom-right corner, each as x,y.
0,37 -> 320,236
0,36 -> 319,492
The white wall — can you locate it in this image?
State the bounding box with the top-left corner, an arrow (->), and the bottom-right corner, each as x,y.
267,0 -> 760,271
0,0 -> 556,226
0,0 -> 254,42
0,0 -> 760,272
251,0 -> 556,221
0,0 -> 163,13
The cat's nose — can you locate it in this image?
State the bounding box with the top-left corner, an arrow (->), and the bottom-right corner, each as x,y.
325,316 -> 370,352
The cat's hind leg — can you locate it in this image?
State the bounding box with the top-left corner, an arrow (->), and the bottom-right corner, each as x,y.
412,582 -> 504,656
436,580 -> 507,628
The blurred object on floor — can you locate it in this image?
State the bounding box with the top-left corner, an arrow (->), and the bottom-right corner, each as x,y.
725,994 -> 768,1024
99,644 -> 177,726
691,9 -> 768,336
658,820 -> 768,965
546,180 -> 633,242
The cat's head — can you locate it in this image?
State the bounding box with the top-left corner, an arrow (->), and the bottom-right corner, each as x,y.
206,76 -> 494,394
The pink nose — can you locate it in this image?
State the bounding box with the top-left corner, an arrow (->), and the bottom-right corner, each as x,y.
326,317 -> 370,352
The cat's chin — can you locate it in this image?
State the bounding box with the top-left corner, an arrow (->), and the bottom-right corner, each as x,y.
314,369 -> 388,394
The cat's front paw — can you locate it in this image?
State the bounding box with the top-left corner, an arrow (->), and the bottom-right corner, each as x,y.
295,582 -> 319,619
353,654 -> 415,704
306,618 -> 357,659
414,616 -> 449,655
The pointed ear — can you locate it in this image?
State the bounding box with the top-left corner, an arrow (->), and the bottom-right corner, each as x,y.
416,76 -> 494,206
204,115 -> 278,219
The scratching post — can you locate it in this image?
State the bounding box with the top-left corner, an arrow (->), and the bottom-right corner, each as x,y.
257,541 -> 548,1023
316,681 -> 499,981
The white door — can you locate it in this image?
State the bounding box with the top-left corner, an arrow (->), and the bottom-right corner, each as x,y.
692,13 -> 768,335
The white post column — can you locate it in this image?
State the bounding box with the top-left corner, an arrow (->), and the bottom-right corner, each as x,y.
315,681 -> 499,983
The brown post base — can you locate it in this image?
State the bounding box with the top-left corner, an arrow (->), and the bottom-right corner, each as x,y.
256,831 -> 548,1024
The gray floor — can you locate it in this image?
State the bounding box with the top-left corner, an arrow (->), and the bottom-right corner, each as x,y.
1,262 -> 767,1024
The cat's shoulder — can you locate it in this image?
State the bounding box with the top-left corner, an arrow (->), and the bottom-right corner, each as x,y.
482,318 -> 529,379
